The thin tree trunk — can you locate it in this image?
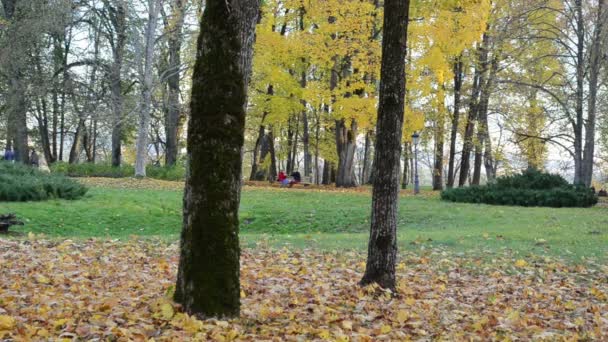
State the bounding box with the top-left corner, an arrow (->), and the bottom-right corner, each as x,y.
135,0 -> 161,177
322,160 -> 331,185
402,142 -> 410,189
108,0 -> 127,167
447,58 -> 463,188
174,0 -> 259,318
302,109 -> 311,177
286,116 -> 294,174
361,0 -> 410,291
164,0 -> 186,166
267,126 -> 277,181
249,122 -> 265,180
58,29 -> 71,162
433,90 -> 445,191
315,108 -> 320,184
459,33 -> 489,187
573,0 -> 584,185
581,0 -> 606,186
362,130 -> 372,184
291,115 -> 299,172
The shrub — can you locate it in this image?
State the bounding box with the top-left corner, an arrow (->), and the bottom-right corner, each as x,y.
51,162 -> 186,181
441,169 -> 598,208
0,162 -> 88,202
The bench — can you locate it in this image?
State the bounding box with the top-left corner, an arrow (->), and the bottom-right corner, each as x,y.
301,176 -> 313,187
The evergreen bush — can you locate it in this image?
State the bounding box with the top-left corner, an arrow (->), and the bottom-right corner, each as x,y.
0,162 -> 88,202
441,169 -> 598,208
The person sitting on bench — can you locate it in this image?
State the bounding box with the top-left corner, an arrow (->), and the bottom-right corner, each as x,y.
289,171 -> 301,187
278,170 -> 290,187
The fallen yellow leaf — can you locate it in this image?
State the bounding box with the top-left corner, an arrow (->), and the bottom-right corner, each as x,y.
0,315 -> 15,330
514,259 -> 528,268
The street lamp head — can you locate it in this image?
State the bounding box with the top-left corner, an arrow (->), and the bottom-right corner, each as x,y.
411,132 -> 420,146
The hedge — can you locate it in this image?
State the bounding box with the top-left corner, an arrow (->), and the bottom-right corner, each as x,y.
441,169 -> 598,208
0,162 -> 88,202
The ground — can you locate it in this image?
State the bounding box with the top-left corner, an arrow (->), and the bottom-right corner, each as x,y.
0,178 -> 607,340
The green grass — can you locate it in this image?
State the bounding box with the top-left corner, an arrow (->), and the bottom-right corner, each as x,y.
1,186 -> 607,261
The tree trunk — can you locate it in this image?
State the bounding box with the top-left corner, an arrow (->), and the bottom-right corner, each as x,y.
335,119 -> 358,187
2,0 -> 28,164
109,0 -> 127,167
267,127 -> 277,181
362,130 -> 373,184
361,0 -> 410,291
291,115 -> 299,172
164,0 -> 186,166
174,0 -> 258,318
433,96 -> 445,191
402,142 -> 410,189
573,0 -> 585,185
315,109 -> 321,184
322,160 -> 332,185
459,33 -> 489,187
135,0 -> 161,177
286,116 -> 295,174
249,122 -> 265,180
302,109 -> 312,177
581,0 -> 606,186
447,58 -> 463,188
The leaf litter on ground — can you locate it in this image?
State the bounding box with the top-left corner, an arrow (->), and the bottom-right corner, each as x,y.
0,238 -> 606,341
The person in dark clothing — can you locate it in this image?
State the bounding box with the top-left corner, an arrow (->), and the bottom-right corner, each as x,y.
4,148 -> 14,162
289,171 -> 301,187
30,149 -> 39,168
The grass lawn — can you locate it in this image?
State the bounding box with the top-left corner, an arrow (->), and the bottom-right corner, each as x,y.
1,179 -> 607,262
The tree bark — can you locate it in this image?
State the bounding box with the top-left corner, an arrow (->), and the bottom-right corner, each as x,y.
286,116 -> 295,174
106,0 -> 127,167
135,0 -> 161,177
581,0 -> 606,186
2,0 -> 29,164
164,0 -> 186,166
447,58 -> 463,188
335,119 -> 358,187
402,142 -> 410,189
174,0 -> 258,318
433,94 -> 445,191
361,0 -> 410,291
362,130 -> 373,184
459,33 -> 489,187
322,160 -> 332,185
573,0 -> 585,185
302,109 -> 312,177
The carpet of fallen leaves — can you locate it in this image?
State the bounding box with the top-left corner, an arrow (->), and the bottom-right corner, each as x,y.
75,177 -> 438,198
75,177 -> 185,191
1,239 -> 606,341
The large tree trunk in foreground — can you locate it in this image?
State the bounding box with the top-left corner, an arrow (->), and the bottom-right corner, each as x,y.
361,0 -> 410,291
174,0 -> 258,318
2,0 -> 29,164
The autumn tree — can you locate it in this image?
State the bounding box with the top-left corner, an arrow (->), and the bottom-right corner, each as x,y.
361,0 -> 410,290
174,0 -> 259,317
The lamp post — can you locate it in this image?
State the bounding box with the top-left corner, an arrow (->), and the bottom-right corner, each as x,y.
412,132 -> 420,194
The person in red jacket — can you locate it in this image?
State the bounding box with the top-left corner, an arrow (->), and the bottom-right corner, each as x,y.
278,170 -> 289,187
